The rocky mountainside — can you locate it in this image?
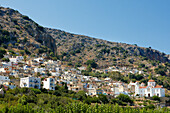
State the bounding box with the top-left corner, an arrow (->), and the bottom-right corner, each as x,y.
0,6 -> 169,68
0,7 -> 56,56
46,28 -> 169,67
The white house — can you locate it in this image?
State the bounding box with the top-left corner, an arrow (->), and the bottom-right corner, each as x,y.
34,58 -> 44,64
9,56 -> 24,64
1,62 -> 12,67
51,71 -> 60,76
20,77 -> 41,89
0,68 -> 6,73
3,82 -> 16,89
134,80 -> 165,97
23,65 -> 31,70
34,67 -> 45,74
0,75 -> 10,84
42,77 -> 55,90
0,88 -> 4,96
87,88 -> 96,96
9,71 -> 19,78
55,67 -> 62,73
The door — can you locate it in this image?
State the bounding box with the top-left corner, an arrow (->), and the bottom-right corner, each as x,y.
148,93 -> 150,97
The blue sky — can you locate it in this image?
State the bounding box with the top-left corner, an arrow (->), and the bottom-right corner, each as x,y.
0,0 -> 170,54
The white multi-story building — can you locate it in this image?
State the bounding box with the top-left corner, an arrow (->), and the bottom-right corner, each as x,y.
9,56 -> 24,64
129,80 -> 165,97
34,67 -> 45,74
0,75 -> 10,84
0,68 -> 6,73
34,58 -> 44,64
20,77 -> 41,89
42,77 -> 55,90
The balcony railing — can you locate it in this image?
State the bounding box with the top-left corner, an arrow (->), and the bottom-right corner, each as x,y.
29,80 -> 34,82
34,81 -> 39,83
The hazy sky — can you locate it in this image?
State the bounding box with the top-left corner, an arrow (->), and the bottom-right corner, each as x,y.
0,0 -> 170,54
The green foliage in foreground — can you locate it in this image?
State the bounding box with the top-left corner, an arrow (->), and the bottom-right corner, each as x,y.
0,102 -> 169,113
0,87 -> 169,113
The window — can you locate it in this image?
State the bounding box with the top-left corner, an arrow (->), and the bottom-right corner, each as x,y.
24,83 -> 27,86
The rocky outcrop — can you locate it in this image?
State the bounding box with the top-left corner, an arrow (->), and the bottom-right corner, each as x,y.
46,28 -> 169,65
0,7 -> 57,54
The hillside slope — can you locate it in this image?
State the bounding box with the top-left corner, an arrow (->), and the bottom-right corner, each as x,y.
0,7 -> 56,57
0,6 -> 169,69
46,28 -> 169,67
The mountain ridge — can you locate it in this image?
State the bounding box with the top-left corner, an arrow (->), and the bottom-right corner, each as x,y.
46,27 -> 169,67
0,6 -> 169,69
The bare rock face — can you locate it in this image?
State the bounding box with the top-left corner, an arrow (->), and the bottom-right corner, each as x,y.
35,33 -> 56,53
166,55 -> 170,60
0,7 -> 57,54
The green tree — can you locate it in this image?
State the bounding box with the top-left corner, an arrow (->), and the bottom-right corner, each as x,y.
148,73 -> 152,79
50,52 -> 54,57
24,56 -> 27,62
20,50 -> 25,56
23,37 -> 27,43
86,59 -> 97,68
18,94 -> 28,105
1,58 -> 9,62
86,65 -> 92,72
74,91 -> 86,101
152,96 -> 160,102
8,43 -> 13,47
0,48 -> 6,59
98,94 -> 109,104
116,94 -> 133,104
145,104 -> 155,109
109,71 -> 122,80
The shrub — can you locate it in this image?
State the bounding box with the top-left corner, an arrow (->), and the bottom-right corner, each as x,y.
2,58 -> 9,62
0,48 -> 6,58
23,37 -> 27,43
14,25 -> 20,29
116,94 -> 133,104
145,104 -> 155,109
20,50 -> 25,55
86,59 -> 97,68
152,96 -> 160,102
22,15 -> 30,20
138,63 -> 145,68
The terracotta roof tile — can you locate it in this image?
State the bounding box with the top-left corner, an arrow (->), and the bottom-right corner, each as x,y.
139,86 -> 147,88
148,79 -> 155,82
154,85 -> 162,88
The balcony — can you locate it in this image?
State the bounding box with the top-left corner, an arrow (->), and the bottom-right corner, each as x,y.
50,79 -> 54,83
23,83 -> 27,87
29,84 -> 34,87
50,83 -> 54,86
29,80 -> 34,83
34,80 -> 39,83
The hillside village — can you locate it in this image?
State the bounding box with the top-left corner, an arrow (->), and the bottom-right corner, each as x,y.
0,6 -> 170,111
0,53 -> 169,108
